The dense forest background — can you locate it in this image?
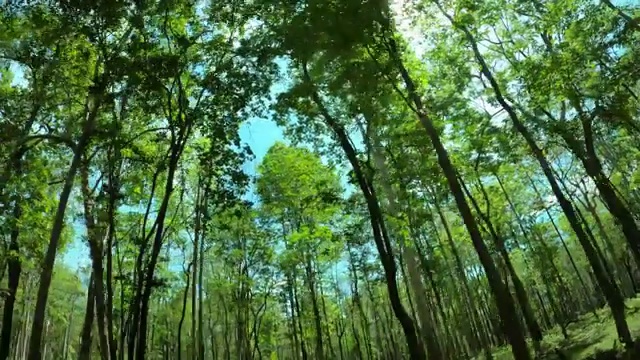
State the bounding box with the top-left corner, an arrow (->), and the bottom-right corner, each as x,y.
0,0 -> 639,359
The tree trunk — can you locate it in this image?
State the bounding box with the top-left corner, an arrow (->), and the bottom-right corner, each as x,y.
135,146 -> 183,360
62,298 -> 77,360
105,146 -> 120,360
385,36 -> 530,359
446,12 -> 632,345
197,214 -> 205,360
302,62 -> 426,359
460,176 -> 543,350
319,285 -> 335,359
28,77 -> 105,360
372,139 -> 443,360
127,168 -> 162,360
191,185 -> 202,360
0,194 -> 22,360
349,252 -> 374,360
29,141 -> 86,359
287,275 -> 301,360
78,274 -> 96,360
304,257 -> 325,360
293,277 -> 308,360
80,158 -> 112,360
177,263 -> 192,360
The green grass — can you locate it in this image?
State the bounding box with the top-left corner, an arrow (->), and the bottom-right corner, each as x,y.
484,297 -> 640,359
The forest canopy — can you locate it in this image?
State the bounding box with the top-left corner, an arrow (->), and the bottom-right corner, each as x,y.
0,0 -> 639,359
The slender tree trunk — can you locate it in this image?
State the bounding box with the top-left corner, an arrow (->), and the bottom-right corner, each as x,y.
78,274 -> 96,360
62,298 -> 77,360
28,78 -> 105,360
105,148 -> 120,360
349,312 -> 364,360
287,276 -> 301,360
34,150 -> 83,356
0,193 -> 22,360
372,140 -> 443,360
335,321 -> 345,360
197,218 -> 205,360
303,62 -> 426,359
206,300 -> 216,360
385,36 -> 530,359
21,288 -> 32,360
191,186 -> 202,360
221,294 -> 231,360
435,5 -> 633,345
177,264 -> 192,360
460,176 -> 543,351
350,255 -> 374,360
135,145 -> 183,360
127,168 -> 162,360
293,278 -> 308,360
117,248 -> 127,360
319,285 -> 335,359
80,159 -> 112,360
304,257 -> 325,360
237,268 -> 249,360
366,277 -> 389,359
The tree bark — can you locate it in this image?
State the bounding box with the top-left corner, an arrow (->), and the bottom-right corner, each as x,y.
433,4 -> 633,345
302,62 -> 426,359
78,274 -> 96,360
384,35 -> 530,359
0,191 -> 22,360
304,256 -> 325,360
177,263 -> 192,360
80,158 -> 112,360
135,144 -> 183,360
459,176 -> 543,350
372,140 -> 443,360
191,185 -> 202,360
28,81 -> 104,360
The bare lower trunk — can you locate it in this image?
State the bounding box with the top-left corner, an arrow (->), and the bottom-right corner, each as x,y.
302,62 -> 426,359
372,140 -> 443,360
439,7 -> 632,347
28,78 -> 104,360
0,197 -> 22,360
78,274 -> 96,360
177,264 -> 192,360
80,159 -> 112,360
460,177 -> 543,350
135,150 -> 182,360
304,257 -> 325,360
384,35 -> 530,359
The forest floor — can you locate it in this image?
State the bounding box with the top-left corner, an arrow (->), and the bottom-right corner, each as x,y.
489,296 -> 640,359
